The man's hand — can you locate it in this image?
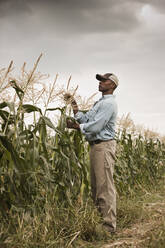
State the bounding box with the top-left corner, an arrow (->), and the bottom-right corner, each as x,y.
66,119 -> 80,130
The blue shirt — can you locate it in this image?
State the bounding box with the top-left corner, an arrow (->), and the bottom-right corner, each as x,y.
74,94 -> 118,141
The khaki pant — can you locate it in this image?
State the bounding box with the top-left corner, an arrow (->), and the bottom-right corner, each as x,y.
89,140 -> 116,230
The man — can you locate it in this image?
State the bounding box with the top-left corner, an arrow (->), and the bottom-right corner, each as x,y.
66,73 -> 119,233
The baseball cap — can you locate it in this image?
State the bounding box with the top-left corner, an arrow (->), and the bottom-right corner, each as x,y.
96,73 -> 119,87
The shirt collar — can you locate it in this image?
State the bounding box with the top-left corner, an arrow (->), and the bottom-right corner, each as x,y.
99,94 -> 115,100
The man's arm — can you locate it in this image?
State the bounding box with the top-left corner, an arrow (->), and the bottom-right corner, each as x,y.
82,101 -> 114,134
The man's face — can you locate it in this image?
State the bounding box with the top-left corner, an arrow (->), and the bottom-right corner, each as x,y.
98,79 -> 113,92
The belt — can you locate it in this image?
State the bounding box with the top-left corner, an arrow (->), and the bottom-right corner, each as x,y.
89,139 -> 113,146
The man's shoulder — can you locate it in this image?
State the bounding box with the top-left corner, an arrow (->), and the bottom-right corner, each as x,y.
102,96 -> 116,105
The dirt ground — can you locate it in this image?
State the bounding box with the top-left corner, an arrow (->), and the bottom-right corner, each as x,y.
102,191 -> 165,248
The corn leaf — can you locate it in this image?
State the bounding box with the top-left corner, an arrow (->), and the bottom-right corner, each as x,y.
0,134 -> 26,172
10,80 -> 24,100
22,104 -> 42,115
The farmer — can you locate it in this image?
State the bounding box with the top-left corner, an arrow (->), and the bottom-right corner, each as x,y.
65,73 -> 119,233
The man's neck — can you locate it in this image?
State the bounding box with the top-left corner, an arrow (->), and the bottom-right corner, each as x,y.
102,92 -> 113,96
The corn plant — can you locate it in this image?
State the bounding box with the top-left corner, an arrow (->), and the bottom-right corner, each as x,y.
0,80 -> 90,215
115,130 -> 165,195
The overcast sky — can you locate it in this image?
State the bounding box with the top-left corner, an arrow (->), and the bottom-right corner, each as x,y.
1,0 -> 165,134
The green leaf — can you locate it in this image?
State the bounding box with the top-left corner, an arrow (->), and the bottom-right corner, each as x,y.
0,109 -> 14,124
22,104 -> 42,115
10,80 -> 24,100
0,102 -> 15,113
0,134 -> 26,172
46,107 -> 65,113
0,102 -> 8,109
19,130 -> 33,140
41,116 -> 56,131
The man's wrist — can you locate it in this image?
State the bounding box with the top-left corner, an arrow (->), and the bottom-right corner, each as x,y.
75,123 -> 80,130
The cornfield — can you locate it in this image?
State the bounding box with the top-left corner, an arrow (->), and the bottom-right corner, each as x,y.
0,56 -> 165,247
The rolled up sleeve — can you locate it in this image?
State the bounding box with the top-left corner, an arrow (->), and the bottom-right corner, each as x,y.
74,111 -> 88,124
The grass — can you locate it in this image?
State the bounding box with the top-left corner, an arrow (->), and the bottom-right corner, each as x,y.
0,178 -> 165,247
0,200 -> 104,248
100,178 -> 165,248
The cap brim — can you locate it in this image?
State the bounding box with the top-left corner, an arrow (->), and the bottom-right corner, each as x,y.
96,74 -> 105,81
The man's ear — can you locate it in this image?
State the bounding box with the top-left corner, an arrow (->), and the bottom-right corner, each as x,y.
111,81 -> 117,90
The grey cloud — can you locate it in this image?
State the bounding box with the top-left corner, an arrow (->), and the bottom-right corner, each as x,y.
30,0 -> 144,34
0,0 -> 32,18
134,0 -> 165,13
149,1 -> 165,13
0,0 -> 145,35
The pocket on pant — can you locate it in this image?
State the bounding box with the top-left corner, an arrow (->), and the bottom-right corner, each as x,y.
94,142 -> 104,151
104,150 -> 115,174
105,143 -> 116,162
